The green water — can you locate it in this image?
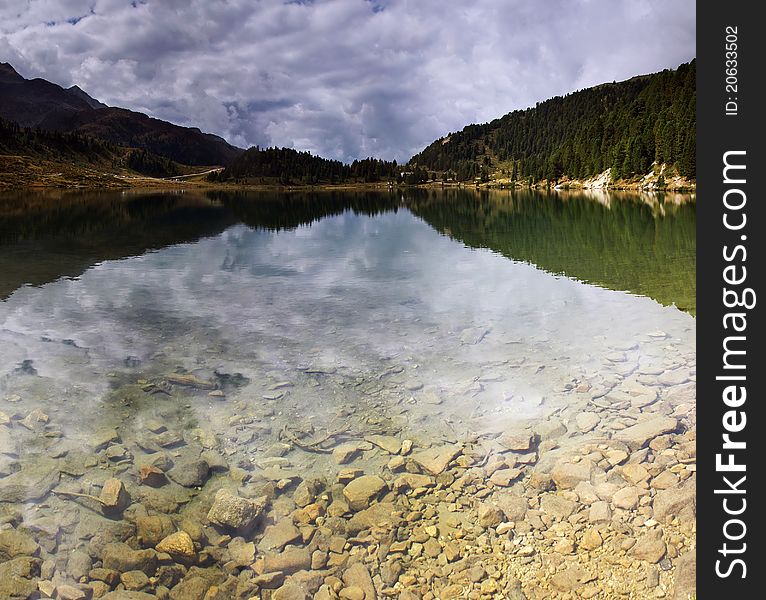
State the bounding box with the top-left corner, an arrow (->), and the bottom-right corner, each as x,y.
408,188 -> 696,314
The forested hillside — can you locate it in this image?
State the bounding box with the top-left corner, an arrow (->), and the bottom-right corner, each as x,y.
411,61 -> 695,184
0,117 -> 182,183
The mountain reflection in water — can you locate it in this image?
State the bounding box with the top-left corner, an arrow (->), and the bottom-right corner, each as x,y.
0,188 -> 695,313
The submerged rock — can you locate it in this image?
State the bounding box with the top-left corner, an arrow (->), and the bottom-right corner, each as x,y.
100,478 -> 131,513
614,416 -> 678,451
258,519 -> 301,552
168,458 -> 209,488
411,445 -> 462,475
138,464 -> 168,487
342,475 -> 386,511
0,557 -> 41,599
0,529 -> 40,560
207,488 -> 267,532
102,543 -> 158,575
156,531 -> 196,561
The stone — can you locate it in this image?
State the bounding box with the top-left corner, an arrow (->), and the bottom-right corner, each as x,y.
580,528 -> 602,550
253,571 -> 285,589
423,537 -> 441,558
342,475 -> 386,511
671,551 -> 696,600
653,478 -> 696,522
311,549 -> 328,570
101,593 -> 156,600
137,515 -> 176,547
66,550 -> 92,581
612,486 -> 640,510
102,543 -> 158,575
550,460 -> 593,490
342,562 -> 376,600
207,489 -> 267,531
489,467 -> 522,487
499,433 -> 533,451
646,565 -> 660,588
621,463 -> 650,485
19,408 -> 49,430
91,429 -> 120,450
168,459 -> 209,488
346,502 -> 403,535
166,373 -> 216,389
651,470 -> 680,490
155,565 -> 186,589
89,568 -> 121,586
258,519 -> 301,552
477,503 -> 505,528
38,581 -> 56,598
411,445 -> 462,475
392,473 -> 434,491
105,444 -> 129,461
614,417 -> 678,451
540,494 -> 576,519
169,576 -> 210,600
293,502 -> 324,524
550,565 -> 586,592
57,585 -> 87,600
0,459 -> 60,503
575,412 -> 600,433
138,465 -> 168,487
99,478 -> 131,513
495,494 -> 528,522
271,583 -> 308,600
0,556 -> 40,599
629,530 -> 667,563
262,548 -> 312,575
156,531 -> 195,561
605,449 -> 629,466
574,481 -> 600,504
340,587 -> 365,600
121,570 -> 150,591
222,537 -> 252,566
588,501 -> 612,523
0,529 -> 39,560
366,435 -> 402,454
332,443 -> 364,464
553,539 -> 575,554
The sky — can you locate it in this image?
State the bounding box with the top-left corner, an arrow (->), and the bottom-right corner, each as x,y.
0,0 -> 695,162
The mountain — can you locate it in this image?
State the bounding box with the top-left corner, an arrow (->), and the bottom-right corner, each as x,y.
66,85 -> 108,109
410,60 -> 696,185
0,62 -> 242,166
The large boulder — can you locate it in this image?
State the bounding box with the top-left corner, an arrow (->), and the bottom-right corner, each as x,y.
206,489 -> 267,532
102,543 -> 158,575
653,477 -> 696,522
342,476 -> 386,511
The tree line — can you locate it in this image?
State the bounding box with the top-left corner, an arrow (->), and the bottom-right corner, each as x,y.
209,146 -> 416,184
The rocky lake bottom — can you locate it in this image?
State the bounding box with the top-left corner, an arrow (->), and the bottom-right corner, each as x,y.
0,190 -> 696,600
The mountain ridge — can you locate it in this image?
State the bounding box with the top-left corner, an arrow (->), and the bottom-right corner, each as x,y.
0,62 -> 242,166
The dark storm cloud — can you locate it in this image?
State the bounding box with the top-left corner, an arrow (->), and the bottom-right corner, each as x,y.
0,0 -> 695,162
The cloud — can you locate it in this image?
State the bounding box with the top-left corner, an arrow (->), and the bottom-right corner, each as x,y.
0,0 -> 695,162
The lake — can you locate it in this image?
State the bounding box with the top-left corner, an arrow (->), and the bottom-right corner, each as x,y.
0,188 -> 696,599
